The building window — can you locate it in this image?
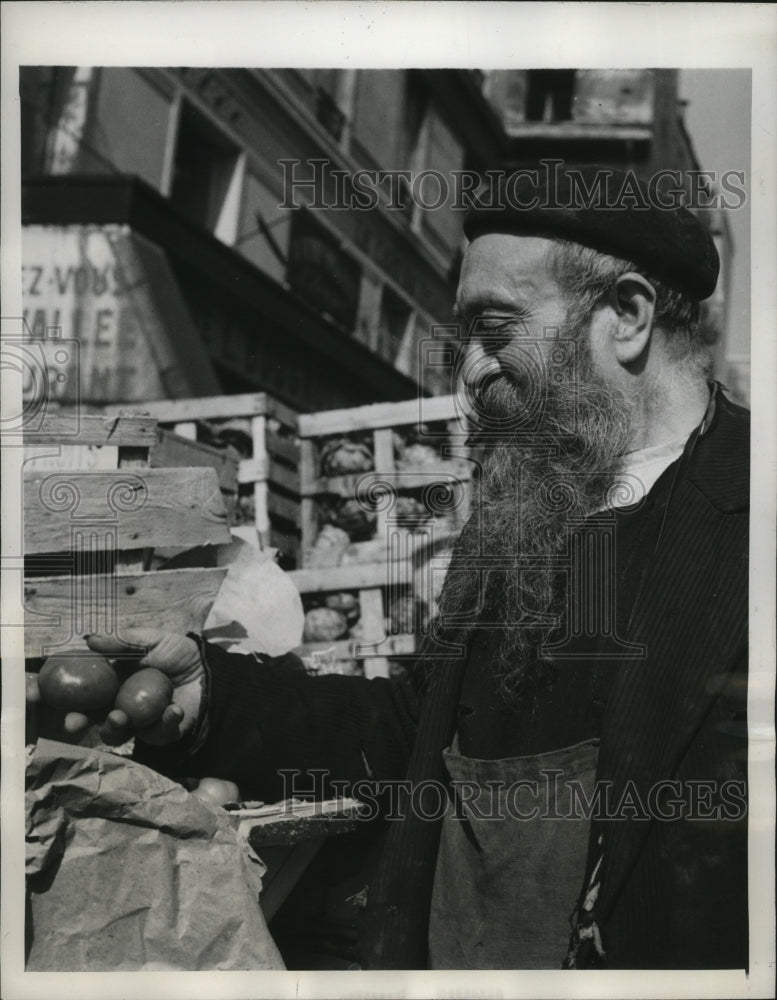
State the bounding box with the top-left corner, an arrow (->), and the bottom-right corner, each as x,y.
286,211 -> 361,331
296,69 -> 357,147
349,71 -> 409,170
377,285 -> 413,363
409,108 -> 464,256
315,87 -> 347,142
354,272 -> 383,350
169,100 -> 243,243
525,70 -> 577,122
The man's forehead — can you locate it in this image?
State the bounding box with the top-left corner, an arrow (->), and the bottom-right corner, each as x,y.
455,233 -> 559,312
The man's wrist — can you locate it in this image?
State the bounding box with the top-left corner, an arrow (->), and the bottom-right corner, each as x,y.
183,632 -> 211,756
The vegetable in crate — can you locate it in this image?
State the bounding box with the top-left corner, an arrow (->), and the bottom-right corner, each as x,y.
303,607 -> 349,642
387,595 -> 429,634
325,591 -> 361,624
213,418 -> 254,457
340,538 -> 387,566
306,524 -> 351,568
396,442 -> 440,469
313,524 -> 351,549
233,493 -> 256,526
320,437 -> 373,476
328,498 -> 376,541
394,495 -> 432,528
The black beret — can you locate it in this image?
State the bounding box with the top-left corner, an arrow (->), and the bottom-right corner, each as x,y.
463,164 -> 719,300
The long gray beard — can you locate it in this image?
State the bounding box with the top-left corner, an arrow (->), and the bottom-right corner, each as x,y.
435,330 -> 635,696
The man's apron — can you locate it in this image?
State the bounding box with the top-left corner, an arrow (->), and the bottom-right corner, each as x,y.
429,737 -> 599,969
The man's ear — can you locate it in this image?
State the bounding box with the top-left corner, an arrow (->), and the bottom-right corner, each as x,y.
609,273 -> 656,365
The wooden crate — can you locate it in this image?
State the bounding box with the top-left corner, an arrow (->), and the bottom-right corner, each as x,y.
104,393 -> 301,567
288,546 -> 453,679
293,394 -> 470,677
23,412 -> 232,661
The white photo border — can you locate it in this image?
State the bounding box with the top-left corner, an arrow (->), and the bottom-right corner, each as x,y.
2,3 -> 775,998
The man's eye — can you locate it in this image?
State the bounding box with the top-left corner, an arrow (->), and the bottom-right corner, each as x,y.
470,317 -> 523,337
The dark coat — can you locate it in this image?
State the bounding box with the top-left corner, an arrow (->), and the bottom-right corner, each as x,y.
136,390 -> 749,970
578,389 -> 749,969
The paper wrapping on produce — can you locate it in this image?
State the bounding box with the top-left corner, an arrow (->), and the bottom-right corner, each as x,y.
203,537 -> 304,657
25,739 -> 284,971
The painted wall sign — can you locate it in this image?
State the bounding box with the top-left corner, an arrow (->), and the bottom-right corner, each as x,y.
21,225 -> 219,404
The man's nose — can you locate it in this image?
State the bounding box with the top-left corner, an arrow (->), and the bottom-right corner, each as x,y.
459,339 -> 501,396
476,330 -> 513,358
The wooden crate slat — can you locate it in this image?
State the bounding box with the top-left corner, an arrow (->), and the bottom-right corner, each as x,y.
357,586 -> 386,639
288,560 -> 411,593
392,458 -> 473,480
23,414 -> 159,448
298,440 -> 318,556
106,393 -> 270,424
294,638 -> 355,658
372,633 -> 417,656
109,392 -> 300,430
358,585 -> 389,678
238,456 -> 299,493
24,467 -> 230,554
373,428 -> 395,474
23,444 -> 120,473
23,567 -> 227,658
300,530 -> 455,568
247,797 -> 368,840
302,461 -> 472,498
98,394 -> 300,561
115,444 -> 153,574
266,488 -> 300,525
251,414 -> 270,539
261,395 -> 301,431
172,421 -> 197,440
298,394 -> 461,437
372,429 -> 394,549
295,633 -> 417,659
268,458 -> 300,494
238,455 -> 268,484
151,429 -> 239,493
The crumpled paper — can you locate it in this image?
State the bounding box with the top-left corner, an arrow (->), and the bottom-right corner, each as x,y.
202,537 -> 304,657
25,739 -> 284,971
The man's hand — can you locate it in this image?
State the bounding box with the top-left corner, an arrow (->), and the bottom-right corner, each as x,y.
28,630 -> 206,748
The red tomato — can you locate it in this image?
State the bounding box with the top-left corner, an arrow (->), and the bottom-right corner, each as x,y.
38,655 -> 120,712
114,668 -> 173,729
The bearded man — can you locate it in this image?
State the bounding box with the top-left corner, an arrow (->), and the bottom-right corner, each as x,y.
36,167 -> 749,971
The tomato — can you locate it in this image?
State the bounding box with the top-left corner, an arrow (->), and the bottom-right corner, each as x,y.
191,777 -> 241,807
38,655 -> 120,712
114,668 -> 173,729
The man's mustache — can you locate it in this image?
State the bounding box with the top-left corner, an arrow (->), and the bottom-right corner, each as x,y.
475,373 -> 521,415
469,365 -> 551,428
